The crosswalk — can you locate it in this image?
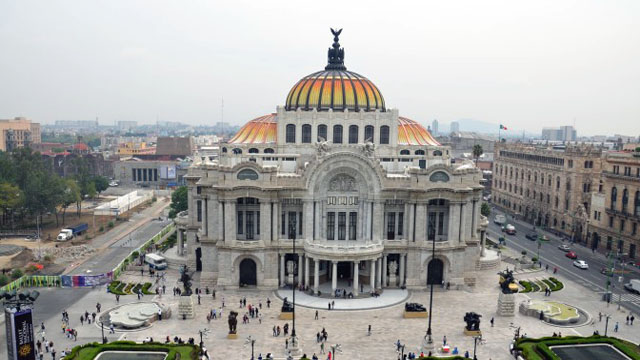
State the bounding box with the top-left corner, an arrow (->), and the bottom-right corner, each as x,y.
597,291 -> 640,305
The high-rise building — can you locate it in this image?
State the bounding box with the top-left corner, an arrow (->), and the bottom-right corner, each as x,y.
450,121 -> 460,133
0,117 -> 41,151
54,119 -> 99,129
431,119 -> 439,135
541,126 -> 577,141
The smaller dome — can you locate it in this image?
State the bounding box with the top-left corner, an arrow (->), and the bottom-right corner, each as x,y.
397,117 -> 441,146
228,114 -> 277,144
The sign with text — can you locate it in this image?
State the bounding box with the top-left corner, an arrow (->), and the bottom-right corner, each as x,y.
5,308 -> 36,360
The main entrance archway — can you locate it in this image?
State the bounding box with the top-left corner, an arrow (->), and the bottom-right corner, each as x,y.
239,258 -> 257,286
427,259 -> 444,285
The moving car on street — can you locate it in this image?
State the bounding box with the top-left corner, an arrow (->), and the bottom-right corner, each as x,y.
565,251 -> 578,259
494,214 -> 506,225
573,260 -> 589,269
525,231 -> 538,241
558,244 -> 571,252
503,224 -> 517,235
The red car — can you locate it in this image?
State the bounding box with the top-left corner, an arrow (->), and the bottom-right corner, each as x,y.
565,251 -> 577,259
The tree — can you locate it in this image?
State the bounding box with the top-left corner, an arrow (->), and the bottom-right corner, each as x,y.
481,202 -> 491,217
73,157 -> 91,216
61,179 -> 80,225
93,176 -> 109,196
472,144 -> 484,163
0,182 -> 22,227
169,186 -> 188,218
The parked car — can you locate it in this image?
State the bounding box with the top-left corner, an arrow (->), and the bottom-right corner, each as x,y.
558,244 -> 571,252
503,224 -> 516,235
494,214 -> 506,225
573,260 -> 589,269
565,251 -> 577,259
526,231 -> 538,240
109,181 -> 118,187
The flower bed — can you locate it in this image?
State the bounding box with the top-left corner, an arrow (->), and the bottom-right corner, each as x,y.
108,281 -> 154,296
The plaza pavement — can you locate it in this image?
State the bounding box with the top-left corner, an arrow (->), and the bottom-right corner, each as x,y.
2,260 -> 640,360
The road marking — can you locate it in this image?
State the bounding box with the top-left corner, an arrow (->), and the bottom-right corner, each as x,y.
489,229 -> 607,292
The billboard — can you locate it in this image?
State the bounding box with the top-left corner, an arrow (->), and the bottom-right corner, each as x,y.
159,165 -> 176,179
5,308 -> 36,360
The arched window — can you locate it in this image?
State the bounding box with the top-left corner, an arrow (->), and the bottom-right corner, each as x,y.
333,125 -> 343,144
237,169 -> 259,180
566,180 -> 571,191
317,125 -> 327,142
415,149 -> 425,155
263,148 -> 275,154
348,125 -> 358,144
301,124 -> 312,143
622,189 -> 629,213
364,125 -> 374,142
611,187 -> 618,209
379,125 -> 390,144
556,176 -> 561,189
248,148 -> 259,154
635,191 -> 640,216
548,175 -> 552,186
534,172 -> 538,183
433,150 -> 443,156
232,148 -> 242,154
400,149 -> 410,155
222,147 -> 227,153
285,124 -> 296,143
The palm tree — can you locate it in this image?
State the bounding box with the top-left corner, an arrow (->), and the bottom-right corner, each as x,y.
472,144 -> 484,163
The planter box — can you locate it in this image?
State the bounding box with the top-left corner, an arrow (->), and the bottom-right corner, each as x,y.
403,311 -> 428,318
279,312 -> 293,320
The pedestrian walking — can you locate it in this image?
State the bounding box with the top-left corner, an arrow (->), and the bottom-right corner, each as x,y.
443,335 -> 447,346
614,322 -> 619,332
599,312 -> 603,322
315,310 -> 319,320
320,342 -> 325,354
96,302 -> 101,313
80,315 -> 84,325
631,315 -> 635,325
490,317 -> 494,327
626,315 -> 630,325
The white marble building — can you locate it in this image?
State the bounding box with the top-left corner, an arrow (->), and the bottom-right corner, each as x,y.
181,31 -> 485,293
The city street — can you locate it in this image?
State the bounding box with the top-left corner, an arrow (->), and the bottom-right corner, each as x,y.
488,206 -> 640,316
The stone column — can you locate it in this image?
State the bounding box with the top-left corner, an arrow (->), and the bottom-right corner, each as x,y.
280,253 -> 286,287
272,201 -> 280,242
260,201 -> 271,244
314,259 -> 320,294
406,202 -> 414,241
218,201 -> 225,241
207,198 -> 218,240
382,255 -> 388,287
331,261 -> 338,293
460,202 -> 469,243
448,202 -> 460,243
314,201 -> 322,240
399,254 -> 406,287
480,230 -> 487,257
304,201 -> 313,241
304,255 -> 310,286
365,201 -> 372,240
376,257 -> 382,289
471,200 -> 478,239
372,201 -> 383,241
225,201 -> 236,244
415,203 -> 426,242
353,261 -> 359,295
369,259 -> 376,291
297,255 -> 303,286
177,230 -> 184,256
203,198 -> 208,237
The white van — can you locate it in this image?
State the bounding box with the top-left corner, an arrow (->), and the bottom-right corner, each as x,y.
144,253 -> 168,270
494,214 -> 506,225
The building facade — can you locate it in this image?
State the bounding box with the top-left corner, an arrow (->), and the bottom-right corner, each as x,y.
541,126 -> 577,142
183,32 -> 484,292
0,117 -> 41,152
589,152 -> 640,259
492,143 -> 601,242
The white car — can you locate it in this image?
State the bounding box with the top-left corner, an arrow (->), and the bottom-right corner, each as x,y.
109,181 -> 119,187
573,260 -> 589,269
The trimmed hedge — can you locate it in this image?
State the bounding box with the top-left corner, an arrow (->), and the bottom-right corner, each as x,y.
516,335 -> 640,360
520,280 -> 533,293
63,341 -> 198,360
108,281 -> 155,296
549,277 -> 564,291
142,282 -> 154,295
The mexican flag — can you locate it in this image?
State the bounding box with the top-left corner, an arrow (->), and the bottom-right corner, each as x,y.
500,124 -> 508,130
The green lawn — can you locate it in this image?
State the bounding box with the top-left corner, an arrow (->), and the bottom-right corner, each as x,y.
62,341 -> 198,360
516,335 -> 640,360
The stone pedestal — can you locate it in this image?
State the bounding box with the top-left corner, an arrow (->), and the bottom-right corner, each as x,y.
421,334 -> 435,353
497,292 -> 516,316
388,274 -> 397,287
178,295 -> 195,319
279,312 -> 293,320
464,329 -> 482,336
403,311 -> 428,319
287,335 -> 301,357
227,333 -> 238,339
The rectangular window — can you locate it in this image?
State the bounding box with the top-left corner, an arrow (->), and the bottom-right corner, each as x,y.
349,212 -> 357,240
137,168 -> 142,182
327,212 -> 335,240
256,211 -> 260,235
197,200 -> 202,222
288,211 -> 297,239
143,169 -> 147,182
281,211 -> 286,235
246,211 -> 254,239
338,212 -> 346,240
427,212 -> 436,241
387,212 -> 396,240
154,168 -> 158,181
397,212 -> 404,236
632,223 -> 637,235
630,244 -> 636,259
620,220 -> 625,232
618,239 -> 624,251
437,211 -> 445,235
609,216 -> 614,228
132,168 -> 136,181
298,211 -> 303,236
606,236 -> 613,250
237,211 -> 244,235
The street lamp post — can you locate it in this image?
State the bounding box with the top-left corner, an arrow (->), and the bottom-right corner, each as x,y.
289,221 -> 296,339
422,231 -> 437,351
99,321 -> 106,344
246,335 -> 256,360
473,335 -> 483,360
604,314 -> 611,336
198,328 -> 209,354
330,344 -> 341,360
617,252 -> 628,310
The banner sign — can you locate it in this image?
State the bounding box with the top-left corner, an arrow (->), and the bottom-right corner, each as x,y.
5,308 -> 36,360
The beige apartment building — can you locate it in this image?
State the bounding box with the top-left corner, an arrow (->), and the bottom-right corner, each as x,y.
589,152 -> 640,259
0,117 -> 41,151
492,143 -> 602,243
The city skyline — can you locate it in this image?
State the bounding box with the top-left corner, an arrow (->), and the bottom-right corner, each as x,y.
1,1 -> 639,136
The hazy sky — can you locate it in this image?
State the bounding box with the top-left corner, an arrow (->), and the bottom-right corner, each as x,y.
1,0 -> 639,136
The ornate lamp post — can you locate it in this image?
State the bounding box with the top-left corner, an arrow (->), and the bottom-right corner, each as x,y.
288,219 -> 300,356
422,232 -> 437,351
245,335 -> 256,360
